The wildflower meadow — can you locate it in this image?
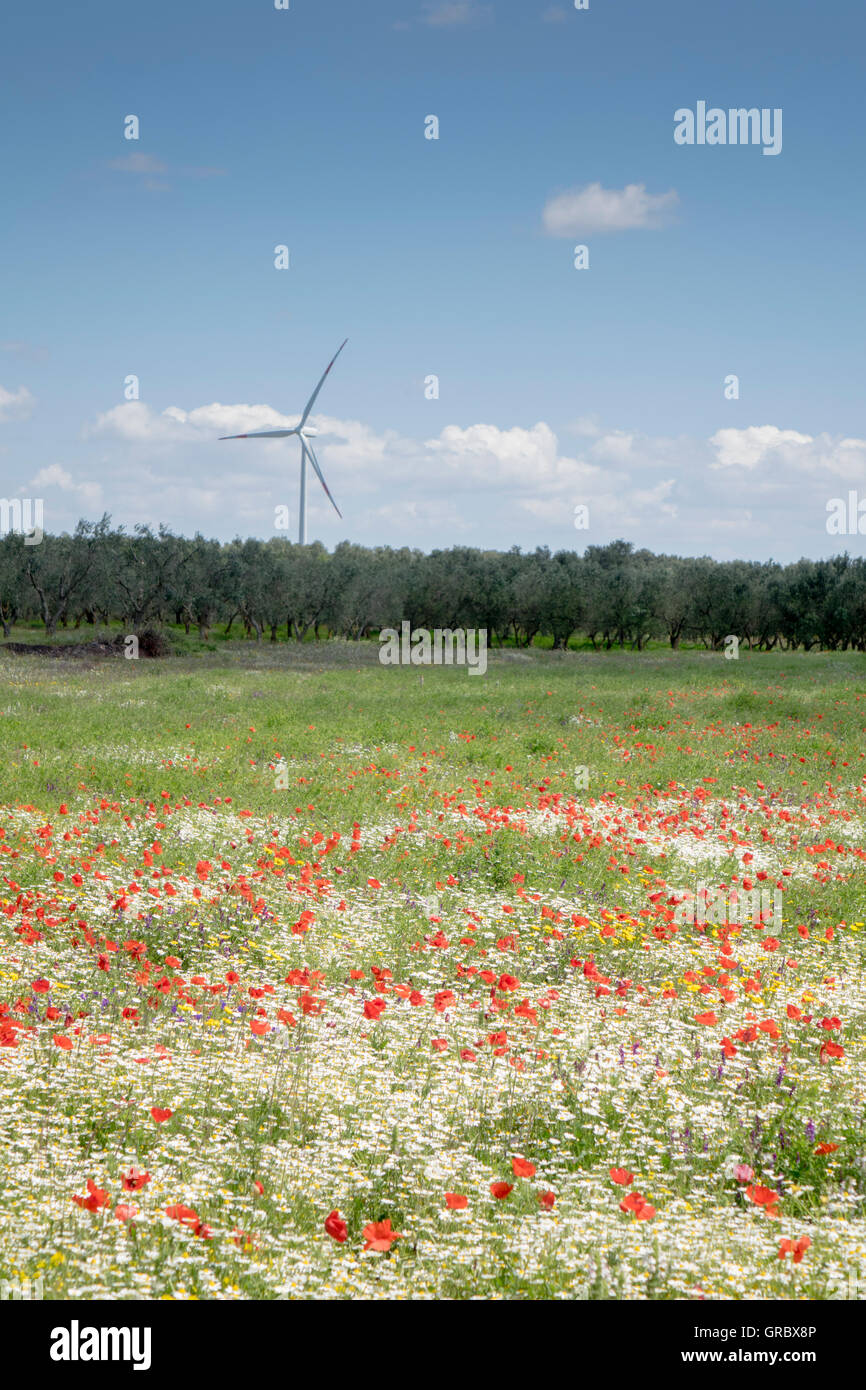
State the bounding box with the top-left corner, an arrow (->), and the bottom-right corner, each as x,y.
2,643 -> 865,1305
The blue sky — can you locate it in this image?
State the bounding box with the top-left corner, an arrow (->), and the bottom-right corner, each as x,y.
2,0 -> 864,559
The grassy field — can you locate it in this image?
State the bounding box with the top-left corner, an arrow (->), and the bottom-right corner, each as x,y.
2,642 -> 866,1300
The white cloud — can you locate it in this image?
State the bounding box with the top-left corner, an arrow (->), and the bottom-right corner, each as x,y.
590,431 -> 635,464
0,341 -> 47,361
710,426 -> 866,482
29,464 -> 102,507
569,414 -> 603,438
90,400 -> 299,443
0,384 -> 35,422
78,396 -> 866,560
421,2 -> 492,26
633,477 -> 677,513
107,153 -> 168,174
371,497 -> 465,529
425,421 -> 597,489
313,415 -> 408,473
106,155 -> 225,193
711,425 -> 816,471
797,434 -> 866,479
542,182 -> 679,236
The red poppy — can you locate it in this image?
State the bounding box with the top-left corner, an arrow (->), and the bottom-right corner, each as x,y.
362,1218 -> 403,1251
609,1167 -> 634,1186
814,1142 -> 838,1155
166,1204 -> 212,1238
490,1182 -> 513,1200
150,1107 -> 173,1123
779,1235 -> 811,1263
166,1203 -> 199,1225
292,909 -> 316,937
114,1203 -> 138,1222
512,1157 -> 536,1179
324,1209 -> 348,1243
73,1179 -> 111,1213
121,1167 -> 151,1192
619,1191 -> 655,1220
53,1034 -> 73,1050
537,1191 -> 556,1209
445,1193 -> 468,1209
746,1183 -> 781,1217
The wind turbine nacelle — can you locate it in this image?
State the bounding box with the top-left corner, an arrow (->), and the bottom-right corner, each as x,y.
300,426 -> 318,437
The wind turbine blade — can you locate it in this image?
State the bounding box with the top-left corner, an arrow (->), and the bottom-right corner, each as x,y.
219,429 -> 296,440
298,338 -> 348,428
303,439 -> 342,519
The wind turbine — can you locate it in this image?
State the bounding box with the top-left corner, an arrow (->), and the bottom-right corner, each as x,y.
219,339 -> 347,544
